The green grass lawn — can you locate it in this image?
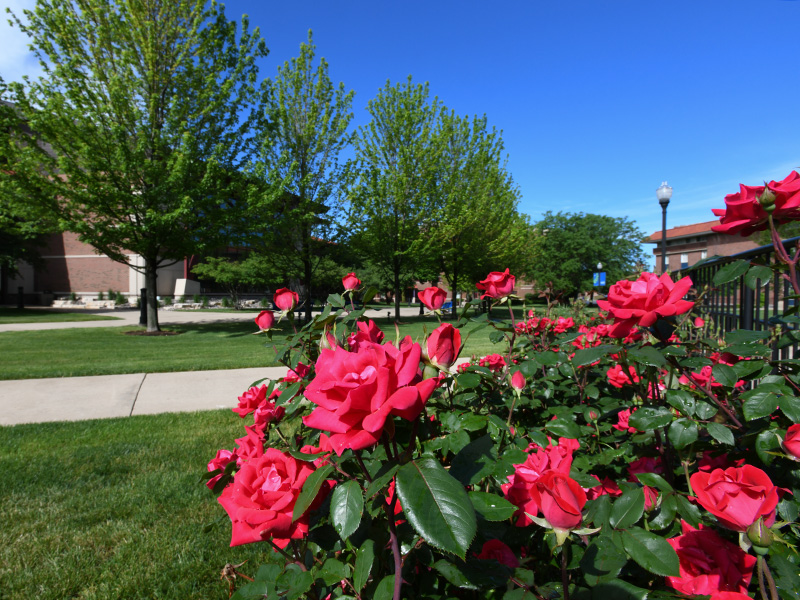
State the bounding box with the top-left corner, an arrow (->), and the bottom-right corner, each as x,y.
0,410 -> 272,600
0,311 -> 519,380
0,307 -> 121,324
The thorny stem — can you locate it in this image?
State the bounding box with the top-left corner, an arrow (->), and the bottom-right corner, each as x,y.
509,577 -> 547,600
770,214 -> 800,297
758,556 -> 779,600
354,451 -> 373,483
268,539 -> 300,566
561,543 -> 570,600
682,370 -> 743,429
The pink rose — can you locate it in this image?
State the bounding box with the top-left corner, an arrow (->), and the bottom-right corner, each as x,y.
531,470 -> 587,530
476,269 -> 515,299
607,365 -> 640,388
234,425 -> 265,464
273,288 -> 299,311
476,539 -> 519,568
283,362 -> 311,385
254,310 -> 275,332
253,399 -> 285,431
479,353 -> 506,372
232,384 -> 268,418
418,286 -> 447,311
783,423 -> 800,460
427,323 -> 461,369
342,272 -> 361,291
206,448 -> 237,490
666,521 -> 756,596
690,465 -> 780,531
511,370 -> 526,390
712,171 -> 800,236
613,408 -> 637,433
597,272 -> 694,338
502,438 -> 578,527
218,449 -> 329,547
347,319 -> 385,351
302,337 -> 441,455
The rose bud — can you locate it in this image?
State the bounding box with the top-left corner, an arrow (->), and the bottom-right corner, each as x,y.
510,370 -> 525,391
273,288 -> 299,312
342,272 -> 361,292
254,310 -> 275,332
427,323 -> 462,369
476,269 -> 515,300
782,423 -> 800,461
746,517 -> 774,550
418,286 -> 447,311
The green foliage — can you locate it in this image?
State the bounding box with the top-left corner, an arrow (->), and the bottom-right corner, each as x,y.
1,0 -> 268,331
528,211 -> 649,298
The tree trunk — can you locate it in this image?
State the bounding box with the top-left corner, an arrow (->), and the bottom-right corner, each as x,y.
393,257 -> 401,321
303,235 -> 313,323
144,259 -> 160,332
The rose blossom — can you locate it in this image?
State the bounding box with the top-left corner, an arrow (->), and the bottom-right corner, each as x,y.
232,384 -> 268,418
254,310 -> 275,332
477,539 -> 519,568
427,323 -> 461,369
302,337 -> 441,455
690,465 -> 780,531
347,319 -> 385,351
253,399 -> 285,431
479,353 -> 506,372
233,425 -> 265,464
206,448 -> 237,490
418,286 -> 447,311
712,171 -> 800,236
597,272 -> 694,338
666,521 -> 756,596
607,364 -> 640,388
613,408 -> 637,433
531,470 -> 587,530
584,474 -> 622,500
476,269 -> 515,299
710,593 -> 755,600
218,449 -> 329,547
273,288 -> 299,312
283,361 -> 311,385
698,451 -> 744,472
783,423 -> 800,460
342,272 -> 361,291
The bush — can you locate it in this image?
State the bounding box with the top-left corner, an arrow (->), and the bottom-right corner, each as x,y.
193,294 -> 201,304
69,292 -> 77,302
98,291 -> 105,301
114,292 -> 126,306
163,296 -> 173,306
201,295 -> 209,308
221,297 -> 232,308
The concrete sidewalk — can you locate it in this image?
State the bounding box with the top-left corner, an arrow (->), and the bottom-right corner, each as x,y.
0,366 -> 290,426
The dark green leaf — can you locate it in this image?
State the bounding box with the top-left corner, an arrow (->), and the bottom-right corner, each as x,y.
627,346 -> 667,367
634,472 -> 674,493
450,435 -> 498,486
726,329 -> 771,344
395,458 -> 477,558
230,581 -> 268,600
534,350 -> 563,366
364,463 -> 400,500
781,395 -> 800,423
434,558 -> 512,590
648,493 -> 678,530
742,389 -> 780,421
590,580 -> 650,600
373,575 -> 395,600
281,569 -> 314,600
609,487 -> 645,529
580,536 -> 630,587
756,429 -> 781,465
545,416 -> 581,439
354,539 -> 375,592
675,495 -> 702,527
706,422 -> 734,445
713,259 -> 750,285
584,495 -> 612,529
327,293 -> 345,308
572,344 -> 620,367
320,558 -> 348,586
620,527 -> 680,576
694,401 -> 717,420
712,364 -> 738,388
456,373 -> 483,389
468,491 -> 517,521
668,419 -> 698,449
666,389 -> 696,417
293,463 -> 334,522
330,480 -> 363,540
362,286 -> 379,304
745,265 -> 774,290
628,406 -> 674,430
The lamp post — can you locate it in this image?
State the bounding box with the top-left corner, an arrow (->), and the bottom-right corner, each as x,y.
656,182 -> 673,274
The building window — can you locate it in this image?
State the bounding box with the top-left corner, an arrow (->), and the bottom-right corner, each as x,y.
664,255 -> 669,269
701,250 -> 707,260
681,253 -> 689,269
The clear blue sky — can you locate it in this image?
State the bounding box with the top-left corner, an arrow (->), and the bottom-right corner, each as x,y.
4,1 -> 800,267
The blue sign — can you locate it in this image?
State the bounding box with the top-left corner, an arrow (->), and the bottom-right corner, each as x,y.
593,272 -> 606,286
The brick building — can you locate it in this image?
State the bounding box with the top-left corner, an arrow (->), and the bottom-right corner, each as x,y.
644,220 -> 760,272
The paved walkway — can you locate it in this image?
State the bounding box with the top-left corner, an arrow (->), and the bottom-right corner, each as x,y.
0,305 -> 432,426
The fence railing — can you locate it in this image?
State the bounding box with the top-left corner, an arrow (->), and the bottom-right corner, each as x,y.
679,236 -> 800,360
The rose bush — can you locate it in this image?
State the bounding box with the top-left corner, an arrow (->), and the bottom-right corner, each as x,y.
205,260 -> 800,600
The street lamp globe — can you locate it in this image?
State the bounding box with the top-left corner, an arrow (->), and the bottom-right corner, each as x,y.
656,182 -> 673,207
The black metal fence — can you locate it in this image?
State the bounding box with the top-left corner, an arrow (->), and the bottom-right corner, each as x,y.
679,236 -> 800,359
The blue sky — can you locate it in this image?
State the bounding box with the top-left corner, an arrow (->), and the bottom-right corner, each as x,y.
4,1 -> 800,266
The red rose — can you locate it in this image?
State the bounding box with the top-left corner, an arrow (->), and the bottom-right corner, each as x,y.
783,423 -> 800,460
273,287 -> 299,311
218,449 -> 328,547
710,592 -> 756,600
477,539 -> 520,568
666,521 -> 756,596
690,465 -> 780,531
584,474 -> 622,500
607,365 -> 640,388
479,353 -> 506,372
234,425 -> 264,464
418,286 -> 448,311
502,438 -> 578,527
302,337 -> 441,455
347,319 -> 385,351
476,269 -> 515,299
531,470 -> 587,530
253,399 -> 285,431
254,310 -> 275,332
427,323 -> 461,369
597,272 -> 694,338
206,448 -> 237,490
712,171 -> 800,236
342,272 -> 361,291
510,370 -> 526,390
233,384 -> 268,418
283,361 -> 311,385
613,408 -> 637,433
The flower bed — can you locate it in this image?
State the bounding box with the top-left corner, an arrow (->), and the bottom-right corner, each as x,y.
206,178 -> 800,600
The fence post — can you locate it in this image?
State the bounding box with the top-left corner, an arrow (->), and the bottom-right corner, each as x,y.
740,283 -> 755,330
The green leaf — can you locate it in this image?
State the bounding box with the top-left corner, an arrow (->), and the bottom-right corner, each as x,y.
756,429 -> 781,465
609,487 -> 645,529
456,373 -> 483,389
395,458 -> 477,559
320,558 -> 349,586
230,581 -> 268,600
281,569 -> 314,600
648,493 -> 678,530
534,350 -> 563,366
675,495 -> 702,527
694,401 -> 717,420
330,480 -> 364,540
362,286 -> 379,304
713,259 -> 750,285
580,536 -> 630,587
353,539 -> 375,592
292,463 -> 334,522
780,395 -> 800,423
450,434 -> 498,486
627,345 -> 667,367
364,463 -> 400,500
327,293 -> 345,308
666,389 -> 696,417
620,527 -> 680,576
742,388 -> 780,421
745,264 -> 773,289
590,580 -> 650,600
634,472 -> 674,493
668,419 -> 698,449
726,329 -> 771,344
373,575 -> 395,600
628,406 -> 674,430
712,363 -> 738,388
434,558 -> 512,590
468,491 -> 518,521
545,416 -> 582,439
572,344 -> 620,367
706,422 -> 735,445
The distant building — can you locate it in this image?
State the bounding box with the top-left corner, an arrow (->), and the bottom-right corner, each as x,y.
644,220 -> 760,272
